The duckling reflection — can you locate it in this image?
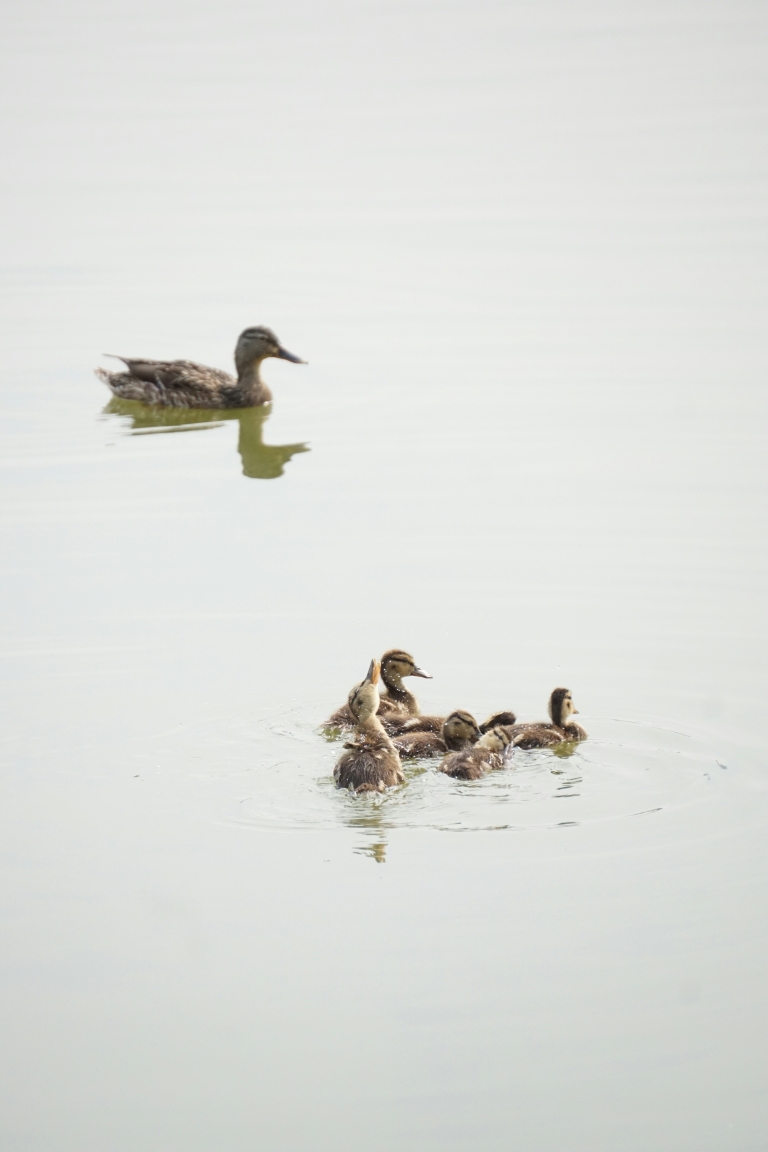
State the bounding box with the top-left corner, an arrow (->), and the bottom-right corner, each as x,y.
344,801 -> 391,863
354,838 -> 388,864
103,398 -> 309,479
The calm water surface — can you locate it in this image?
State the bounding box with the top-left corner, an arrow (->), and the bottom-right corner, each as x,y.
1,0 -> 767,1148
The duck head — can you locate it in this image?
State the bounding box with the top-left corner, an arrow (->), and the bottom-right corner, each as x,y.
476,726 -> 513,753
380,649 -> 432,689
548,687 -> 579,728
443,710 -> 482,744
347,659 -> 382,723
235,326 -> 306,374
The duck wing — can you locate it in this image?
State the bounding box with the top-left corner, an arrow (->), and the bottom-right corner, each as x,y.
506,723 -> 564,749
113,357 -> 234,390
98,357 -> 237,408
439,748 -> 486,780
392,731 -> 445,758
383,713 -> 444,735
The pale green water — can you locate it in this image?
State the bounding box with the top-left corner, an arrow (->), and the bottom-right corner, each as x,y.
1,0 -> 767,1148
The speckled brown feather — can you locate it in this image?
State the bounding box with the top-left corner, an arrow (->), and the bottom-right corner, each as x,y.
334,738 -> 404,793
438,746 -> 506,780
95,362 -> 249,409
383,713 -> 444,736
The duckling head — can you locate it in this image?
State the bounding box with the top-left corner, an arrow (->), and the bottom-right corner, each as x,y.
477,726 -> 513,753
443,710 -> 481,743
235,326 -> 306,374
347,658 -> 382,723
548,687 -> 579,728
380,649 -> 432,686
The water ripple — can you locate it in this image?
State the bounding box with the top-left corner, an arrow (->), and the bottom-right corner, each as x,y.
225,713 -> 719,837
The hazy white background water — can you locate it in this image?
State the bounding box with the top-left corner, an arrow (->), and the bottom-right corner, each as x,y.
1,0 -> 767,1148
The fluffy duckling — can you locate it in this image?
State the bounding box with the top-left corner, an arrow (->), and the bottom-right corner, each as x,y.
333,660 -> 405,795
95,326 -> 305,409
393,710 -> 481,759
507,688 -> 587,749
385,706 -> 517,737
438,726 -> 513,780
326,648 -> 432,729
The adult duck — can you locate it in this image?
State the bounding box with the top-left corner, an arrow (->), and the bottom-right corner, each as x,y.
334,660 -> 405,795
95,326 -> 305,409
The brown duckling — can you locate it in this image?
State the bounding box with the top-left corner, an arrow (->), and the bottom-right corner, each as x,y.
393,710 -> 482,759
333,659 -> 405,795
438,726 -> 513,780
385,706 -> 517,737
95,326 -> 305,409
326,648 -> 432,729
507,688 -> 587,749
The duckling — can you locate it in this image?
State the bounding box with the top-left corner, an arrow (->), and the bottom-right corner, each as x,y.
438,726 -> 513,780
325,648 -> 432,729
95,326 -> 305,409
507,688 -> 587,749
334,660 -> 405,795
393,710 -> 481,759
385,706 -> 517,737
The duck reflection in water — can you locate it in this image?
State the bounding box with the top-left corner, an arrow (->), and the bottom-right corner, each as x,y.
356,839 -> 388,864
339,786 -> 391,864
348,813 -> 390,864
103,398 -> 309,480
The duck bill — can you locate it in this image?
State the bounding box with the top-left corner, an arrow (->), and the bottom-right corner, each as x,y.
365,658 -> 381,685
411,665 -> 432,679
276,346 -> 306,364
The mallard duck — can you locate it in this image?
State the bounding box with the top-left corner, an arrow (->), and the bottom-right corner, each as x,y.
438,726 -> 513,780
393,709 -> 481,759
95,326 -> 305,409
385,706 -> 517,737
506,688 -> 587,749
326,648 -> 432,729
334,660 -> 405,794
